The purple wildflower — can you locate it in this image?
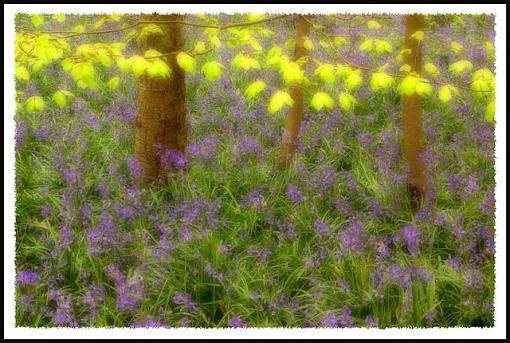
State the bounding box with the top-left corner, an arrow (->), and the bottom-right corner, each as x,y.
228,316 -> 247,328
365,315 -> 378,328
400,225 -> 421,256
125,155 -> 143,180
173,292 -> 199,313
314,219 -> 330,236
320,311 -> 338,328
17,270 -> 40,286
286,184 -> 304,203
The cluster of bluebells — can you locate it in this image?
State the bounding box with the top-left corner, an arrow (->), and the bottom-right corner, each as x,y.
13,13 -> 496,329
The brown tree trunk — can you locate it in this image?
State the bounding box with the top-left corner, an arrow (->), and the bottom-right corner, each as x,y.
135,14 -> 187,185
277,15 -> 311,170
402,14 -> 429,209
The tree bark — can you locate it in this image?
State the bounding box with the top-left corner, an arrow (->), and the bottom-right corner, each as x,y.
277,15 -> 311,170
135,14 -> 187,184
402,14 -> 429,209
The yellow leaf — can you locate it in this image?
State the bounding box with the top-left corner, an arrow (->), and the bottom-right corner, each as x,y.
176,52 -> 197,74
244,80 -> 267,100
107,77 -> 120,89
15,66 -> 30,81
268,91 -> 294,114
310,92 -> 334,112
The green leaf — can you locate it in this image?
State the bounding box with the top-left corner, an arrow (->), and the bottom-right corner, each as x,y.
336,64 -> 353,80
73,25 -> 85,33
448,60 -> 473,75
194,41 -> 206,53
438,85 -> 457,103
310,92 -> 334,112
146,60 -> 171,78
97,53 -> 112,67
93,18 -> 105,30
411,30 -> 424,41
333,36 -> 347,47
210,35 -> 222,48
370,72 -> 394,91
485,100 -> 495,123
52,14 -> 66,23
450,41 -> 463,54
140,24 -> 164,38
424,63 -> 439,77
267,46 -> 282,61
367,20 -> 381,29
344,71 -> 362,91
131,56 -> 150,77
374,40 -> 392,55
248,39 -> 263,51
107,76 -> 120,89
472,68 -> 495,90
25,96 -> 45,113
31,60 -> 46,73
268,90 -> 294,114
31,15 -> 45,28
177,52 -> 197,74
116,57 -> 131,72
52,91 -> 67,108
281,62 -> 304,85
359,39 -> 373,52
244,80 -> 267,100
398,75 -> 419,96
314,63 -> 335,85
144,49 -> 163,58
247,13 -> 265,22
201,61 -> 223,81
415,78 -> 433,97
303,37 -> 314,51
231,53 -> 260,71
399,64 -> 412,73
471,79 -> 490,96
15,66 -> 30,81
319,39 -> 330,49
339,92 -> 357,112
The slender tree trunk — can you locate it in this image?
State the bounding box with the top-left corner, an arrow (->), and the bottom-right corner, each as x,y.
277,15 -> 311,170
402,14 -> 429,208
135,14 -> 187,184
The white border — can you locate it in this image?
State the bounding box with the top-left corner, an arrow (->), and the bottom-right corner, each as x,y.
4,3 -> 506,340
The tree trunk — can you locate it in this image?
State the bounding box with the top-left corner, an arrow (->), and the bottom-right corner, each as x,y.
402,14 -> 428,209
277,15 -> 311,170
135,14 -> 187,184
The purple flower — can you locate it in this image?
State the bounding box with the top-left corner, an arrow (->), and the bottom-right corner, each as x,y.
365,315 -> 378,328
173,292 -> 199,313
235,135 -> 264,161
131,316 -> 171,328
15,121 -> 28,149
243,187 -> 265,209
17,270 -> 39,286
156,145 -> 188,171
320,311 -> 338,328
59,224 -> 73,247
314,219 -> 330,236
62,169 -> 79,184
425,309 -> 437,324
339,219 -> 366,254
40,204 -> 52,218
125,155 -> 143,180
400,225 -> 421,256
339,306 -> 354,328
447,256 -> 461,272
228,316 -> 247,328
34,123 -> 50,141
286,184 -> 304,204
